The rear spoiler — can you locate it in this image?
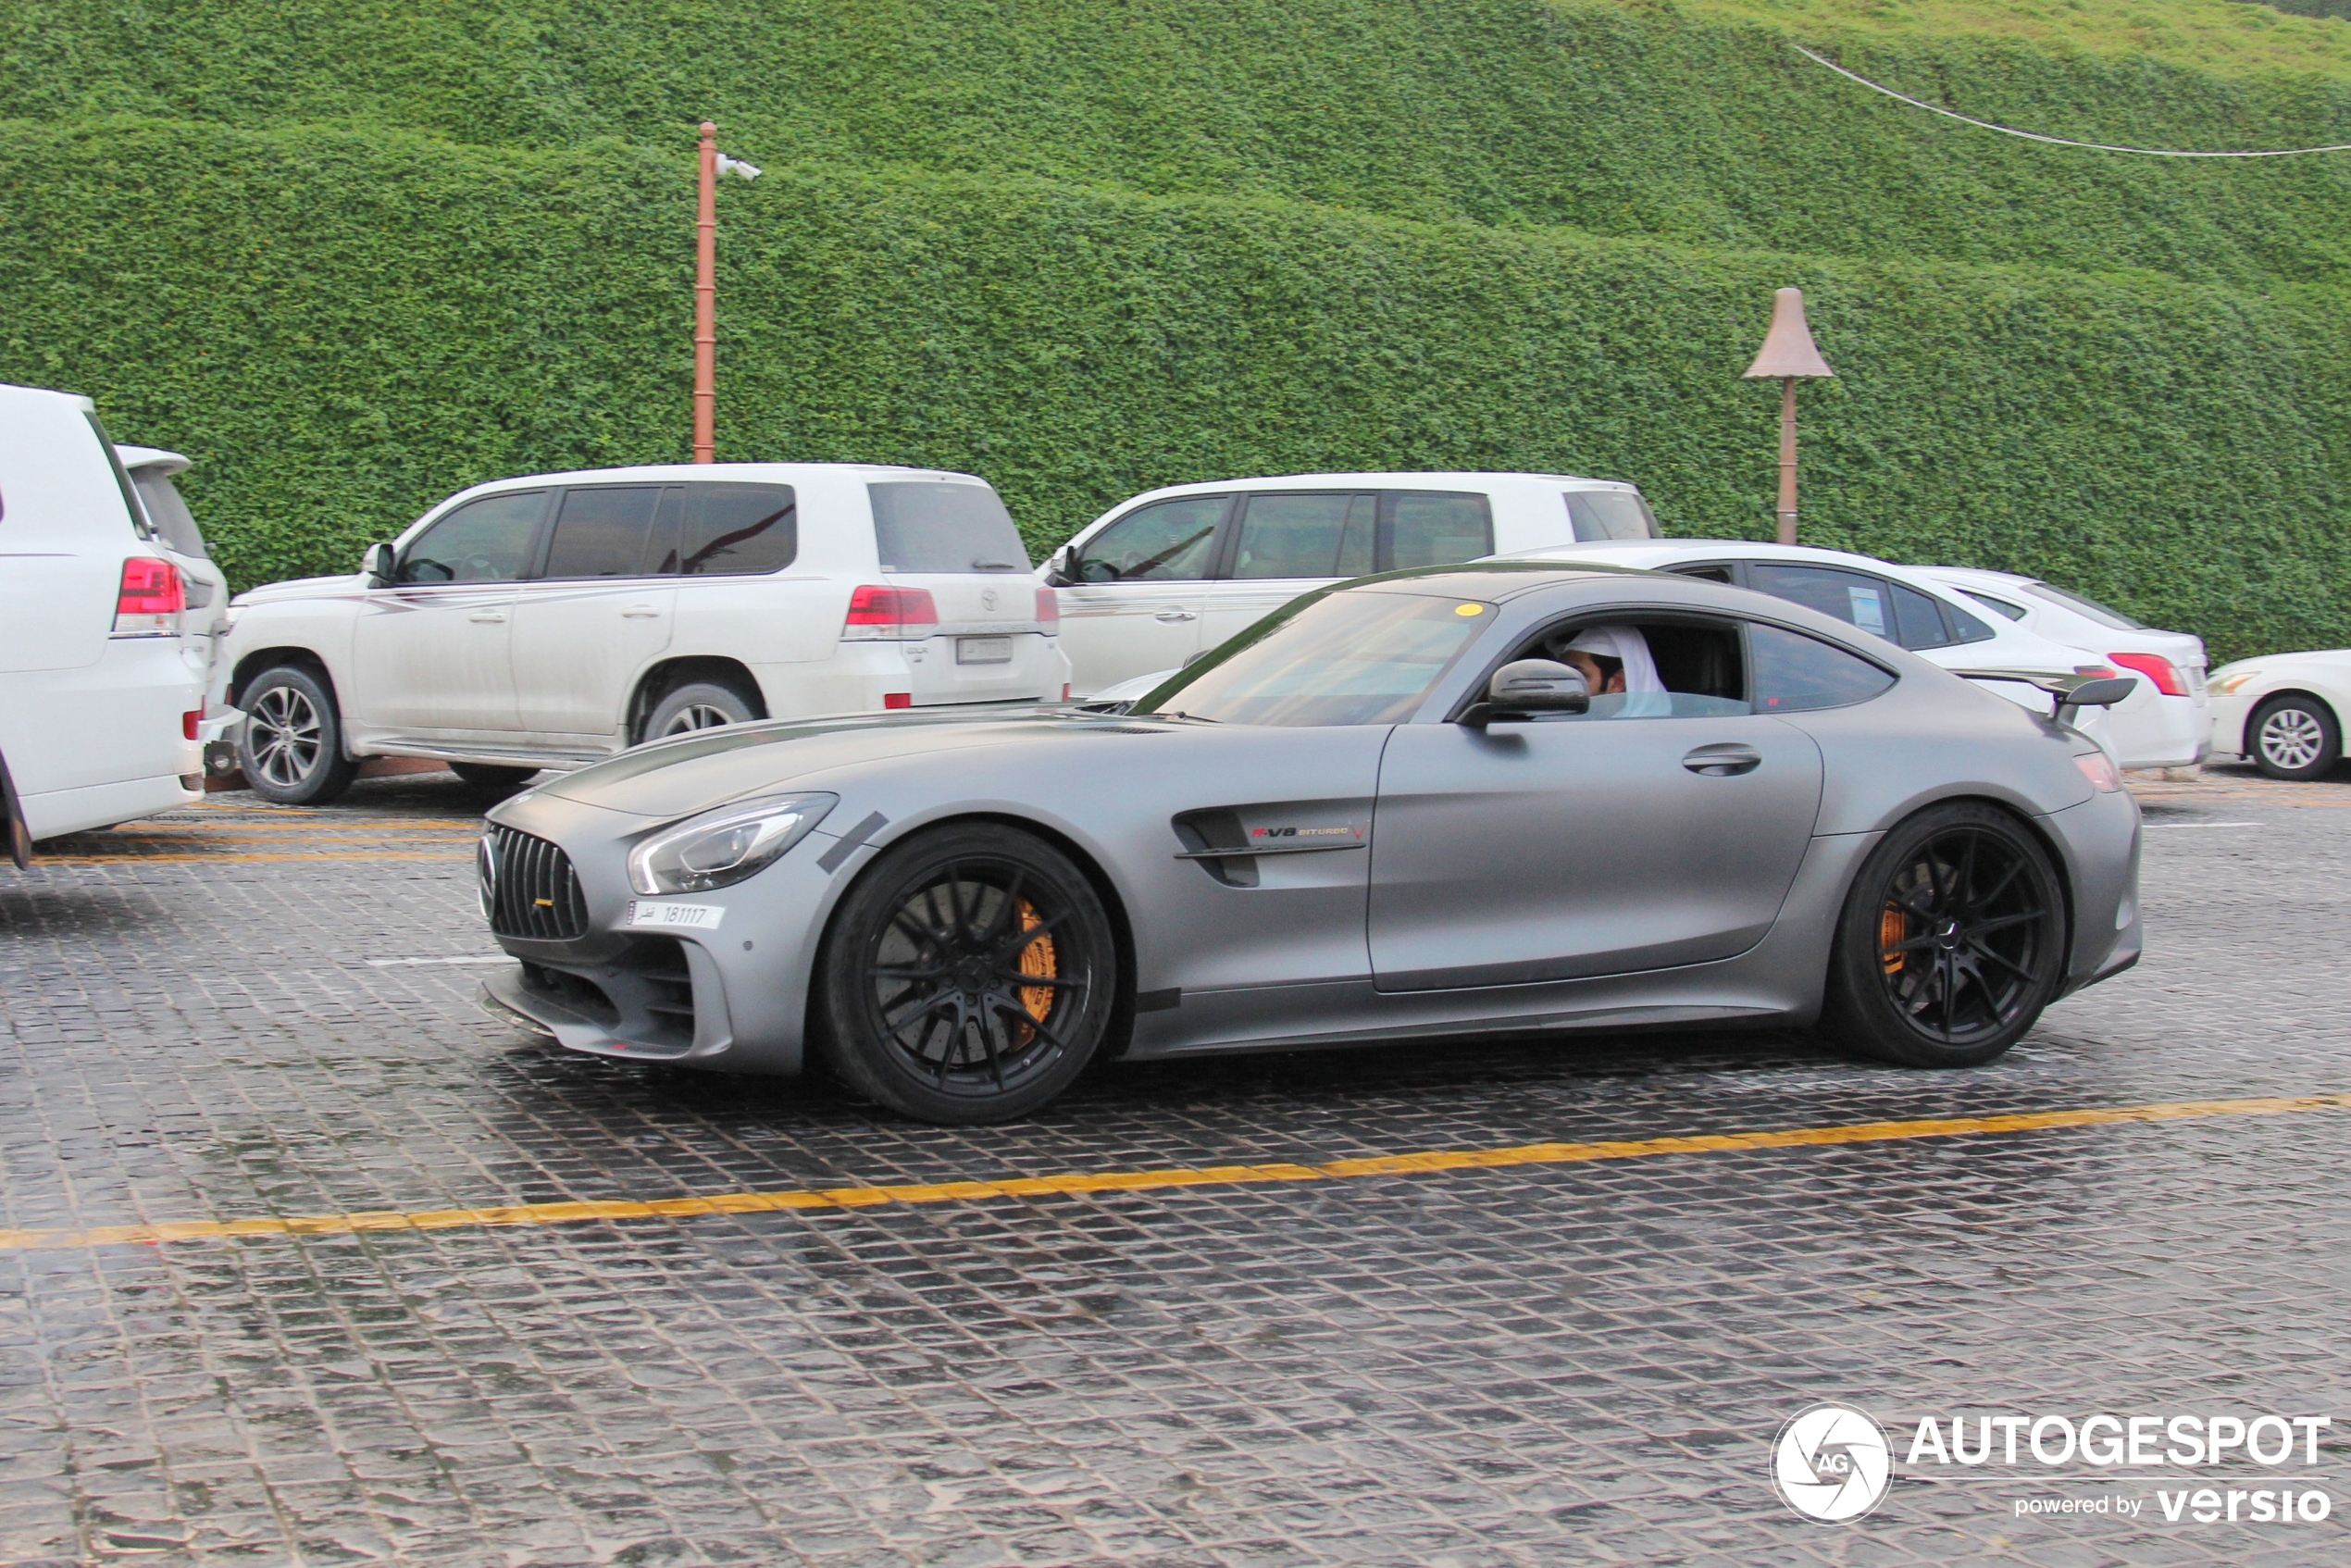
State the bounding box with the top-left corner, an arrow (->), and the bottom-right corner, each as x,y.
0,749 -> 28,868
1950,669 -> 2138,728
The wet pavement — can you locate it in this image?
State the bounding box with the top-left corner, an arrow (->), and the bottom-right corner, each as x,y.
0,765 -> 2345,1565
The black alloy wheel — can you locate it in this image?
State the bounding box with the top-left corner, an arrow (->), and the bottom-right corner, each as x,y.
1821,803 -> 2065,1068
2248,694 -> 2340,781
235,666 -> 359,805
818,824 -> 1118,1124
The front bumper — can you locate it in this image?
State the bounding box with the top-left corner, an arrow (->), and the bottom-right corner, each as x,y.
472,797 -> 863,1076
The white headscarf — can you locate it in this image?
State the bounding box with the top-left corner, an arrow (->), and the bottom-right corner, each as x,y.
1561,625 -> 1670,716
1562,625 -> 1664,693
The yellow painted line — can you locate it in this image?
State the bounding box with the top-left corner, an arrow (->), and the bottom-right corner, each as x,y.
37,852 -> 466,865
5,1092 -> 2345,1255
156,820 -> 484,832
91,833 -> 477,845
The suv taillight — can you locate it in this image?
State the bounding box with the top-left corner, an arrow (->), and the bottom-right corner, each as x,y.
112,557 -> 185,637
1036,585 -> 1060,629
840,585 -> 939,640
2108,652 -> 2187,698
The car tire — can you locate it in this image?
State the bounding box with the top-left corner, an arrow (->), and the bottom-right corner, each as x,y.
2247,695 -> 2340,781
1818,802 -> 2066,1069
815,823 -> 1119,1124
235,666 -> 359,805
449,763 -> 540,788
642,680 -> 757,741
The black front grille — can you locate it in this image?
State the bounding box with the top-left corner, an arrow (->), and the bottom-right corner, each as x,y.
483,826 -> 591,940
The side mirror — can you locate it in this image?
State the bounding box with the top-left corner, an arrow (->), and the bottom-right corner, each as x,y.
363,541 -> 396,587
1464,659 -> 1589,726
1043,545 -> 1077,588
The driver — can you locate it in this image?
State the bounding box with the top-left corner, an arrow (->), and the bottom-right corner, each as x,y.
1551,625 -> 1670,716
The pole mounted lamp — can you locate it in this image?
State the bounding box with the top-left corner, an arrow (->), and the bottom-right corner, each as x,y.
690,121 -> 762,464
1742,287 -> 1835,546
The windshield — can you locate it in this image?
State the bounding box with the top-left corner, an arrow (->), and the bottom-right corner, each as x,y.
1564,489 -> 1659,541
868,480 -> 1029,573
1136,589 -> 1489,727
2025,581 -> 2145,631
131,471 -> 207,557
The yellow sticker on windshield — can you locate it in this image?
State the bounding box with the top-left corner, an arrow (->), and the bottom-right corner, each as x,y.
1455,604 -> 1486,616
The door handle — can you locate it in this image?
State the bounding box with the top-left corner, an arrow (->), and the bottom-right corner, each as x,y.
468,610 -> 507,625
1683,743 -> 1761,776
621,605 -> 662,618
1153,608 -> 1198,623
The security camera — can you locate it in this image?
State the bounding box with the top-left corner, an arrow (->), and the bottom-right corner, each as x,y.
717,155 -> 762,181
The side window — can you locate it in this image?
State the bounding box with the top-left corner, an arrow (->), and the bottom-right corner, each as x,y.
1231,492 -> 1373,579
1889,582 -> 1951,650
1073,496 -> 1224,582
1749,624 -> 1897,713
1385,491 -> 1493,570
1963,591 -> 2029,623
541,486 -> 664,579
1563,490 -> 1660,541
1941,598 -> 1999,644
396,492 -> 544,584
1747,563 -> 1895,641
1665,563 -> 1735,584
661,482 -> 797,576
1507,617 -> 1751,720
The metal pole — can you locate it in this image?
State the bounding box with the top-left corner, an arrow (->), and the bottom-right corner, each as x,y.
692,120 -> 718,464
1775,375 -> 1798,546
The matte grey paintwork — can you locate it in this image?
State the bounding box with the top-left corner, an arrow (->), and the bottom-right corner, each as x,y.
478,568 -> 2142,1076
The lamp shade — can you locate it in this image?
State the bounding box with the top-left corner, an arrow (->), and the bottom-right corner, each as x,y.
1744,287 -> 1835,380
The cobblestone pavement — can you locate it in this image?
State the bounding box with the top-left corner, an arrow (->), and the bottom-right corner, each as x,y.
1,764 -> 2345,1566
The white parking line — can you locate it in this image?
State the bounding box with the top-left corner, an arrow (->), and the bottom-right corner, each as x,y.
364,956 -> 512,967
2145,821 -> 2264,829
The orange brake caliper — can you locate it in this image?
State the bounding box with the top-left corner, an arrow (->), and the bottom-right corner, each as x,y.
1015,900 -> 1057,1043
1880,905 -> 1909,976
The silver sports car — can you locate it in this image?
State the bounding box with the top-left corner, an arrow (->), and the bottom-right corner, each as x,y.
476,564 -> 2143,1124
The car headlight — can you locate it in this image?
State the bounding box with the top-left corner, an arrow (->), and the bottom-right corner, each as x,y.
2208,669 -> 2261,695
627,793 -> 837,897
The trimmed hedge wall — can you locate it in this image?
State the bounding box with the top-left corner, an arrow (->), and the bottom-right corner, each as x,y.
6,118 -> 2347,661
8,2 -> 2351,289
5,2 -> 2351,659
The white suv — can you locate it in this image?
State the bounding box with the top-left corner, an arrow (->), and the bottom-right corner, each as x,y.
0,383 -> 205,842
1039,471 -> 1659,694
215,463 -> 1070,803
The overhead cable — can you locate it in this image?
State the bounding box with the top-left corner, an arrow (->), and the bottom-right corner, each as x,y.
1793,43 -> 2351,156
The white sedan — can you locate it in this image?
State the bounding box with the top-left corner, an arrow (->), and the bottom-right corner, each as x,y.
2206,652 -> 2351,780
1918,566 -> 2209,770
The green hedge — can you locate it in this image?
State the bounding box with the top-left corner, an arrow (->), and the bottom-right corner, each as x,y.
6,2 -> 2351,660
7,1 -> 2351,289
5,118 -> 2347,661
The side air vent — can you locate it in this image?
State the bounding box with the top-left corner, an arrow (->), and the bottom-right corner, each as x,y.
482,826 -> 591,940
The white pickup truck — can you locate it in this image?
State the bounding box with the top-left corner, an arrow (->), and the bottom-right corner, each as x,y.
215,463 -> 1071,803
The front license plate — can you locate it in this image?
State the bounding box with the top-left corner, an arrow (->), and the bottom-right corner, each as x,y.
627,901 -> 724,931
956,636 -> 1014,665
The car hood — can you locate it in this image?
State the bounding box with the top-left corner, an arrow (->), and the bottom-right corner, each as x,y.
526,708 -> 1080,820
232,573 -> 362,605
2213,650 -> 2351,679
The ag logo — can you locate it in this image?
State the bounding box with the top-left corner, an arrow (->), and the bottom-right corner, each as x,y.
1772,1402 -> 1891,1523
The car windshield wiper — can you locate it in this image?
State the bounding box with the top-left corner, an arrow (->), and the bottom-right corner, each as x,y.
1149,710 -> 1222,724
